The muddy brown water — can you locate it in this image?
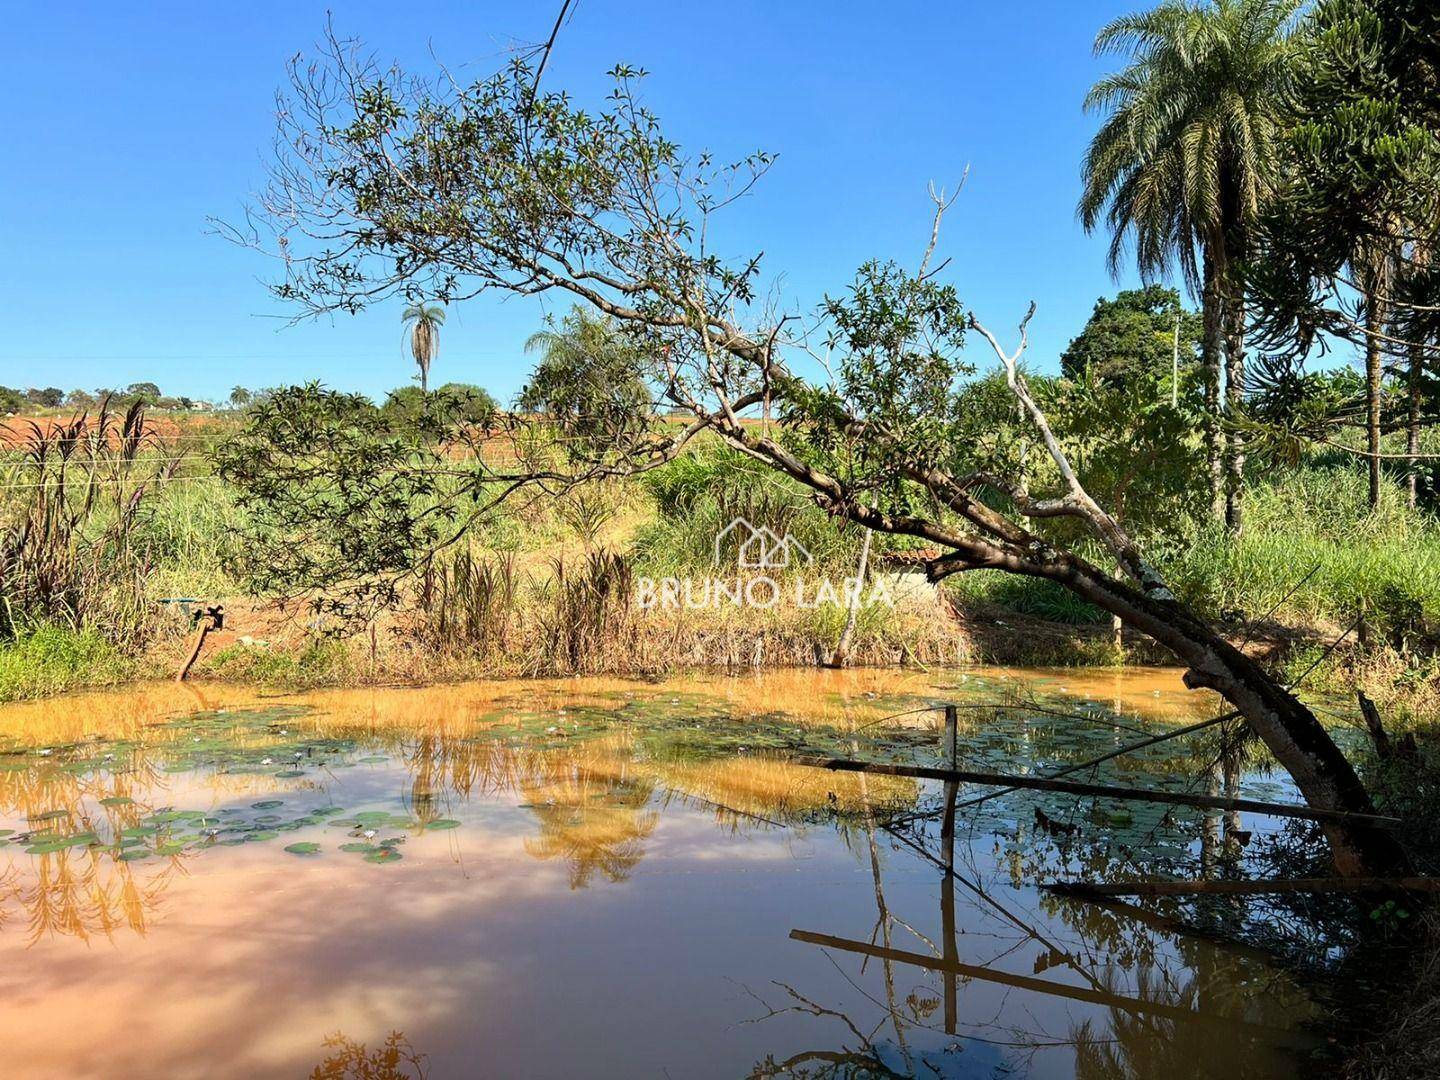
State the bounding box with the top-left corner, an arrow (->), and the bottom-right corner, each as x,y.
0,668 -> 1327,1078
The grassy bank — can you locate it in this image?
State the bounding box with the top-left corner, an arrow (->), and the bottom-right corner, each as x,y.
0,626 -> 137,701
3,417 -> 1439,706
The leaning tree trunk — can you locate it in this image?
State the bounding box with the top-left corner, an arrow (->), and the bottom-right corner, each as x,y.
1201,250 -> 1226,521
1043,558 -> 1407,878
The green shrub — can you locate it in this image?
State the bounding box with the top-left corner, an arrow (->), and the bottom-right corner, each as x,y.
947,572 -> 1106,625
209,637 -> 353,688
0,625 -> 132,701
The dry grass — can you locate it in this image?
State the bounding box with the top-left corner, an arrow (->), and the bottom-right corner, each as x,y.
187,544 -> 969,689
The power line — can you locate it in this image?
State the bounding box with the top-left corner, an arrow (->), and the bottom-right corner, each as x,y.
4,354 -> 525,363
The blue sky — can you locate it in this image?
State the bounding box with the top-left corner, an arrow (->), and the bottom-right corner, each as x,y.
1,0 -> 1160,403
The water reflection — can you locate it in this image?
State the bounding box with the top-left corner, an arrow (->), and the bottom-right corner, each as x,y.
310,1031 -> 427,1080
0,668 -> 1320,1078
770,800 -> 1314,1079
520,737 -> 661,888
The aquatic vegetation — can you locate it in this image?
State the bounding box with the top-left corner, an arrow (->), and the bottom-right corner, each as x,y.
0,669 -> 1287,911
0,670 -> 1334,1077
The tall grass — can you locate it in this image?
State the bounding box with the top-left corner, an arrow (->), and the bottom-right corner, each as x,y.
130,475 -> 246,597
539,551 -> 635,672
1165,466 -> 1440,642
0,402 -> 177,646
634,443 -> 862,575
417,548 -> 518,654
947,573 -> 1107,625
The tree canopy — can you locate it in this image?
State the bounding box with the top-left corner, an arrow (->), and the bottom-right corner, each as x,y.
1060,286 -> 1201,385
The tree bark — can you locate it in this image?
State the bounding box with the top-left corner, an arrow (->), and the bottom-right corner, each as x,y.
829,526 -> 872,667
1408,335 -> 1423,509
1362,254 -> 1391,510
1201,250 -> 1226,521
1222,270 -> 1246,534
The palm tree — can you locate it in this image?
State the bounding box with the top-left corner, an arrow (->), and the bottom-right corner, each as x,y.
228,386 -> 251,409
1079,0 -> 1301,532
519,306 -> 652,452
401,302 -> 446,393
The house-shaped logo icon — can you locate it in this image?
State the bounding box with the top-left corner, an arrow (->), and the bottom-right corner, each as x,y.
713,517 -> 813,569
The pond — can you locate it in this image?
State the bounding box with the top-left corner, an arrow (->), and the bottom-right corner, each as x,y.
0,667 -> 1331,1078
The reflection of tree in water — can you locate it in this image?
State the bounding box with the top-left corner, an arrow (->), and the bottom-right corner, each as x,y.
384,724 -> 661,888
744,983 -> 915,1079
4,848 -> 177,944
308,1030 -> 427,1080
1070,965 -> 1300,1080
520,754 -> 659,889
760,775 -> 1315,1080
0,739 -> 190,943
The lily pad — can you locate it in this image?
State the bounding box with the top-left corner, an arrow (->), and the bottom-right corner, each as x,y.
283,842 -> 321,856
25,832 -> 97,855
424,819 -> 461,831
364,848 -> 402,864
252,800 -> 283,810
150,810 -> 203,824
100,796 -> 133,807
